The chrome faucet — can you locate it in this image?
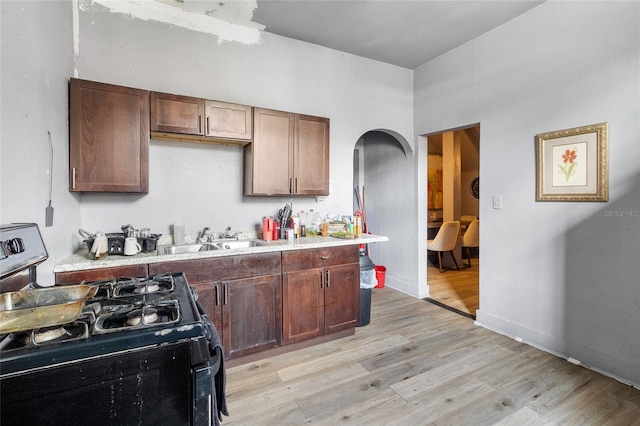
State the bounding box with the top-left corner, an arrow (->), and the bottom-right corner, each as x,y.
223,226 -> 235,239
198,227 -> 211,242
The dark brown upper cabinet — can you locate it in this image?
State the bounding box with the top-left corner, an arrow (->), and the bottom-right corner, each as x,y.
244,108 -> 329,196
69,78 -> 149,193
150,92 -> 204,135
150,92 -> 252,145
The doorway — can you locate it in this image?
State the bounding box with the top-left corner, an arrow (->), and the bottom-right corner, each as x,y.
426,125 -> 479,318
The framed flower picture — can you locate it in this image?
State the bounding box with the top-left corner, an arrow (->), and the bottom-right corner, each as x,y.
536,122 -> 608,201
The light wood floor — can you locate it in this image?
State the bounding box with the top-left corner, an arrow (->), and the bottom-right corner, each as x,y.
224,287 -> 640,425
428,254 -> 479,318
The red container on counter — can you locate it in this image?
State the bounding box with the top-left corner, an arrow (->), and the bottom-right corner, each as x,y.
262,217 -> 273,241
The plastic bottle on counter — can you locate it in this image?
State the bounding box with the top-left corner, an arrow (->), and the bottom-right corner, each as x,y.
299,210 -> 307,237
308,209 -> 322,234
354,215 -> 362,237
321,219 -> 330,236
307,209 -> 316,233
291,215 -> 299,237
315,211 -> 323,232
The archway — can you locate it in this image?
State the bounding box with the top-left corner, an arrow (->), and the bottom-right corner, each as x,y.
352,129 -> 418,297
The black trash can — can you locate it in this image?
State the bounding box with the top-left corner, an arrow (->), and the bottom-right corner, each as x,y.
358,288 -> 372,327
357,254 -> 375,327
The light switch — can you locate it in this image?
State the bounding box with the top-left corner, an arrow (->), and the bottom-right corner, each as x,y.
492,195 -> 503,209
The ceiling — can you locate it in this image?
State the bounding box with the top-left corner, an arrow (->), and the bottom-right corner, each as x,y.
167,0 -> 544,69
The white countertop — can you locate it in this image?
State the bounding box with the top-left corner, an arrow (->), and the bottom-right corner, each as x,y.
54,234 -> 389,273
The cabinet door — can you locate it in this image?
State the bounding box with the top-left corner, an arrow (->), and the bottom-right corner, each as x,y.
204,100 -> 252,141
69,78 -> 149,193
192,282 -> 222,335
294,114 -> 330,195
282,268 -> 324,344
148,261 -> 224,336
244,108 -> 294,195
323,263 -> 359,334
222,274 -> 282,359
150,92 -> 204,135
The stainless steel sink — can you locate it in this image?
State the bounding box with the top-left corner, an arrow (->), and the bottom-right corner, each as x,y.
213,240 -> 265,250
158,243 -> 219,255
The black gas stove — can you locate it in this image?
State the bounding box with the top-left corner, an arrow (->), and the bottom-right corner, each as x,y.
1,272 -> 226,426
0,224 -> 227,426
1,273 -> 205,371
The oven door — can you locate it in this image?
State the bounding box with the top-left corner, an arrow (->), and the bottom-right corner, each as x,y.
1,341 -> 193,426
192,347 -> 221,426
191,298 -> 226,426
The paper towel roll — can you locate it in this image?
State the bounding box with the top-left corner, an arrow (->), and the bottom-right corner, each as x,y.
173,223 -> 185,245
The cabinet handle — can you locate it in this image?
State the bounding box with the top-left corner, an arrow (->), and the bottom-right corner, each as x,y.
215,284 -> 220,306
326,270 -> 330,288
72,167 -> 76,190
320,270 -> 324,288
206,116 -> 209,135
320,255 -> 329,260
223,284 -> 228,305
198,114 -> 202,134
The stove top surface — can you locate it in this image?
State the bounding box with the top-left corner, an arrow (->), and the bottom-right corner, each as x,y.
0,273 -> 206,376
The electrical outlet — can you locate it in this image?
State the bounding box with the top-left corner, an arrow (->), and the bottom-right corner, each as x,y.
492,195 -> 503,209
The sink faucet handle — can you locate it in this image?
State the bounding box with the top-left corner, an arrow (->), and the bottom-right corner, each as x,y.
199,227 -> 211,242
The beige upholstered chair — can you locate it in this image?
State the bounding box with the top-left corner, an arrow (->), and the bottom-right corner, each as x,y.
461,214 -> 477,224
460,214 -> 477,232
427,221 -> 460,272
462,219 -> 479,267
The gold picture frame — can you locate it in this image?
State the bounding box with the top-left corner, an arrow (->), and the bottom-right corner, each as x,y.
536,122 -> 608,202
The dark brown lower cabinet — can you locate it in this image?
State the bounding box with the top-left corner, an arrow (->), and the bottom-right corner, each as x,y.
54,246 -> 358,360
220,274 -> 281,359
55,264 -> 148,285
282,246 -> 360,344
149,253 -> 282,360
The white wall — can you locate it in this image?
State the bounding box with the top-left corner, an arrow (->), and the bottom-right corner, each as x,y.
0,1 -> 78,281
1,1 -> 413,285
74,0 -> 413,241
415,2 -> 640,386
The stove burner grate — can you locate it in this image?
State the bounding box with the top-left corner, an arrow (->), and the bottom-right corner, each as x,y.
0,318 -> 91,351
93,300 -> 180,334
84,278 -> 116,299
32,318 -> 90,345
113,274 -> 174,297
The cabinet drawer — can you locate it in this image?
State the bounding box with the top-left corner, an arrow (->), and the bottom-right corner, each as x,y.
282,245 -> 359,272
55,264 -> 148,285
149,252 -> 281,283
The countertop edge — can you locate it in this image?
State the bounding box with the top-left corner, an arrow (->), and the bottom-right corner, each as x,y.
54,234 -> 389,273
